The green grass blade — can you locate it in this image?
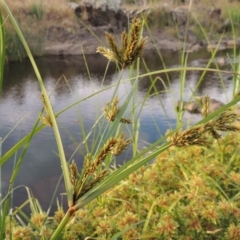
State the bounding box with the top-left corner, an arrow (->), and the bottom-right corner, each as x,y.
206,176 -> 229,200
142,201 -> 156,234
0,137 -> 7,239
9,118 -> 40,184
0,124 -> 44,166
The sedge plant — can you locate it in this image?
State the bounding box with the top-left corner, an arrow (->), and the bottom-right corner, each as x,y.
1,1 -> 240,239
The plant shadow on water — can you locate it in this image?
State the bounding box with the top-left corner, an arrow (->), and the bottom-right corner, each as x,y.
0,49 -> 239,214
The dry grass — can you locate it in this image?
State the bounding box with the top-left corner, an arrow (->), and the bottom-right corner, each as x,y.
2,0 -> 78,32
2,0 -> 240,61
6,0 -> 72,11
4,0 -> 76,24
2,0 -> 78,61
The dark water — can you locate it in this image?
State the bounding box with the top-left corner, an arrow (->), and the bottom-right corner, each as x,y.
0,49 -> 238,213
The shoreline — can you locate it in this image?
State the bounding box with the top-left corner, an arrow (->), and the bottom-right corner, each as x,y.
44,28 -> 240,57
4,1 -> 240,62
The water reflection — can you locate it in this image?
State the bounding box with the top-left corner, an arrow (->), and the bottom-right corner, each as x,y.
0,50 -> 238,213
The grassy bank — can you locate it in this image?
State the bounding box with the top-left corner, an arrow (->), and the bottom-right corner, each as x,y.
1,0 -> 240,239
2,0 -> 76,61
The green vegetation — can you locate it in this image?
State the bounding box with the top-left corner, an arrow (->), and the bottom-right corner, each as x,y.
28,1 -> 44,21
56,135 -> 240,239
1,0 -> 240,240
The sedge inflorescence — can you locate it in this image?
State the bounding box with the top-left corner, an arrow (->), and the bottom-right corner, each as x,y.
169,103 -> 240,148
97,18 -> 147,69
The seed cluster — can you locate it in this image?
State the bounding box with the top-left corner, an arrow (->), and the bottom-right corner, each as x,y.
97,18 -> 147,69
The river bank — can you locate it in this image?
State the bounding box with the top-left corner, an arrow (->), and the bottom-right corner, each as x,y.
3,0 -> 240,61
44,26 -> 240,57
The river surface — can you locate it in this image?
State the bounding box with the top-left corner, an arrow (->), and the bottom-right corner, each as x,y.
0,49 -> 239,213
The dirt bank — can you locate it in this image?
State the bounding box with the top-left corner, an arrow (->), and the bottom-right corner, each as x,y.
44,27 -> 188,56
43,2 -> 240,57
4,0 -> 240,61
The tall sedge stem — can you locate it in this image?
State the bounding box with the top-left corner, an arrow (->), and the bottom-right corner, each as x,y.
50,209 -> 73,240
0,9 -> 6,239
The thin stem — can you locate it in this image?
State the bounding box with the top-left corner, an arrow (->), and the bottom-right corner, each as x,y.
50,208 -> 74,240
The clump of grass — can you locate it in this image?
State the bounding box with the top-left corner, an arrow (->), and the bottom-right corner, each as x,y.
1,0 -> 76,62
4,27 -> 26,62
28,1 -> 44,21
144,6 -> 174,30
48,131 -> 240,239
4,14 -> 45,62
227,6 -> 240,36
226,5 -> 240,26
7,130 -> 239,239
